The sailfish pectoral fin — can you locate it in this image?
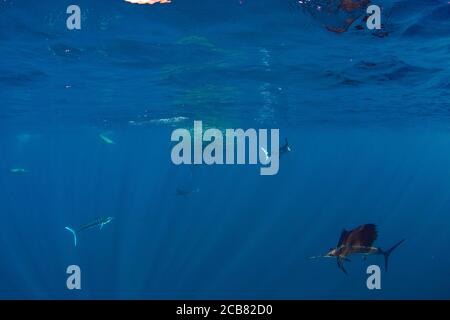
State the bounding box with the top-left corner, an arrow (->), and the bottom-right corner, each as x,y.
337,258 -> 348,275
99,223 -> 104,230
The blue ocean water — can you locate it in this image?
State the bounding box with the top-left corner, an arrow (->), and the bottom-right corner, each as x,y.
0,0 -> 449,299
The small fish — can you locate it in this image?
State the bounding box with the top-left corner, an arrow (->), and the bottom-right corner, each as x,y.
65,217 -> 114,247
260,138 -> 291,161
124,0 -> 171,5
310,224 -> 404,274
10,168 -> 28,175
99,133 -> 115,145
176,187 -> 200,196
279,138 -> 292,155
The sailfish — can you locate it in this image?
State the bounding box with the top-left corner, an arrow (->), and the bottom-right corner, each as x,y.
311,224 -> 404,274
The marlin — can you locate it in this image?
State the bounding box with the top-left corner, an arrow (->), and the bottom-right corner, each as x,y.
65,217 -> 114,247
310,224 -> 404,274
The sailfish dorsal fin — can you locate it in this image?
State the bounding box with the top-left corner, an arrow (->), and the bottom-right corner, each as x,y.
337,229 -> 349,247
340,224 -> 378,248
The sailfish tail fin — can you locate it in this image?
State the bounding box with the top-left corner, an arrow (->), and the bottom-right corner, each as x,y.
65,227 -> 78,247
382,239 -> 405,271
